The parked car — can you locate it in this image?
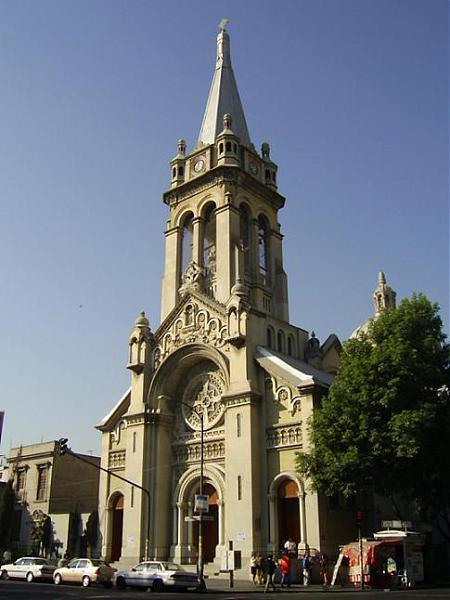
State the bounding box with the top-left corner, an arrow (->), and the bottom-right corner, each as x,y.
53,558 -> 114,587
115,560 -> 198,591
0,557 -> 56,582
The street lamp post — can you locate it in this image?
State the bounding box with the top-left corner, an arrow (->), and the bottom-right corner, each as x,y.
56,439 -> 152,561
175,401 -> 206,592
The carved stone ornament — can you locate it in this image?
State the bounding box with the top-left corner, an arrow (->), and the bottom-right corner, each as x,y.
182,371 -> 225,431
154,303 -> 229,368
179,261 -> 204,296
269,376 -> 302,416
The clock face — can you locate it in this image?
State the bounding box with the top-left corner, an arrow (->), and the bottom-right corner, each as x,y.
194,158 -> 205,173
249,160 -> 259,175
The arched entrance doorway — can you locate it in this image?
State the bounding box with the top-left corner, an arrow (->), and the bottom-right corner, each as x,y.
277,479 -> 300,548
193,483 -> 219,563
110,494 -> 124,562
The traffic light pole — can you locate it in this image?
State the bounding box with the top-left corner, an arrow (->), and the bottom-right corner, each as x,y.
56,439 -> 151,561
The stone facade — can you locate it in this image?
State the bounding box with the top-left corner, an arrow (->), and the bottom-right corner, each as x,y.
97,24 -> 349,570
5,441 -> 100,557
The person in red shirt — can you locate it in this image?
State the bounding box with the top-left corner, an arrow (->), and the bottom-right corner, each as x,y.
280,553 -> 291,588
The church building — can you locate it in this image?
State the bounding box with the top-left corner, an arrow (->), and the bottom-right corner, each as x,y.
97,23 -> 346,569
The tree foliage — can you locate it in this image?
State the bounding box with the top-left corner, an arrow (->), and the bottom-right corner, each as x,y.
297,293 -> 450,537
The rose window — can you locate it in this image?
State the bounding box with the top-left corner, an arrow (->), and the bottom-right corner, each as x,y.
182,372 -> 225,431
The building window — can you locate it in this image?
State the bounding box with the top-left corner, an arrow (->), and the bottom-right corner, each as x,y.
180,212 -> 194,282
236,413 -> 241,438
132,431 -> 137,453
219,143 -> 224,154
36,466 -> 48,501
179,166 -> 184,177
226,141 -> 232,152
239,204 -> 251,276
172,167 -> 176,178
203,204 -> 216,297
258,215 -> 270,285
131,486 -> 134,508
16,469 -> 26,498
267,327 -> 273,348
237,476 -> 242,500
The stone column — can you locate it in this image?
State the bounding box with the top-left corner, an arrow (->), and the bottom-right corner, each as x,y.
268,492 -> 277,547
177,502 -> 184,546
217,499 -> 224,546
298,492 -> 307,547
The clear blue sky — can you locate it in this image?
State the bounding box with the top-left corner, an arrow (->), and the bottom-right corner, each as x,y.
0,0 -> 448,455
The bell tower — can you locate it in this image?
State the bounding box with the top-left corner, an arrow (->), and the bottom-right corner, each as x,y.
161,20 -> 289,324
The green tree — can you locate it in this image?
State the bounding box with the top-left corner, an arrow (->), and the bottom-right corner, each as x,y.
297,293 -> 450,537
86,510 -> 99,557
0,481 -> 16,552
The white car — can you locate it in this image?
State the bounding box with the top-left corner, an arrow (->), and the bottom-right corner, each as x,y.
115,561 -> 198,592
0,557 -> 56,582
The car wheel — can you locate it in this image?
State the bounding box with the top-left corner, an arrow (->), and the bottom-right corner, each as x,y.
116,576 -> 126,590
82,575 -> 91,587
26,572 -> 34,583
54,573 -> 62,585
1,570 -> 8,581
152,579 -> 164,592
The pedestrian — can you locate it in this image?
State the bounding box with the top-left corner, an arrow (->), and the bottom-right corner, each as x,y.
280,552 -> 291,588
320,554 -> 329,587
259,553 -> 268,584
302,552 -> 311,586
2,550 -> 11,564
284,537 -> 297,557
256,553 -> 264,584
250,552 -> 258,584
264,554 -> 277,592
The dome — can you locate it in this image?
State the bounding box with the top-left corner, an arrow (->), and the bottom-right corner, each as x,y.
135,311 -> 150,327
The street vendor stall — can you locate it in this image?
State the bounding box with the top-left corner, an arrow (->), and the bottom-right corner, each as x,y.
340,530 -> 424,588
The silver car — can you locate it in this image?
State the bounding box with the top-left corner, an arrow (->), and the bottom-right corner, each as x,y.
0,557 -> 56,582
115,561 -> 198,592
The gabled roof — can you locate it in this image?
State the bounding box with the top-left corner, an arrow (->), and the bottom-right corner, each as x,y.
255,346 -> 334,389
197,25 -> 251,147
96,388 -> 131,431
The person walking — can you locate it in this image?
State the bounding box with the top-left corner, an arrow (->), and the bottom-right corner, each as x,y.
280,553 -> 291,588
250,552 -> 258,584
302,552 -> 311,586
320,554 -> 329,588
264,554 -> 277,593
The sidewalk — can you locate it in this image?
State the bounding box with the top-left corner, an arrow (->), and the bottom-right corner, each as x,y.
203,574 -> 361,593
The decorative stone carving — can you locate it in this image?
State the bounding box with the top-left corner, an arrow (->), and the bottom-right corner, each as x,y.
266,425 -> 302,449
269,376 -> 302,416
154,303 -> 229,367
179,261 -> 204,296
108,449 -> 126,468
173,440 -> 225,464
182,372 -> 225,431
110,420 -> 126,447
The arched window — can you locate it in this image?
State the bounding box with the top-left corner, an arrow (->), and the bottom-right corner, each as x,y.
226,141 -> 232,152
203,204 -> 216,297
258,215 -> 270,285
239,203 -> 251,277
180,212 -> 193,281
179,166 -> 184,177
219,143 -> 224,154
267,327 -> 273,349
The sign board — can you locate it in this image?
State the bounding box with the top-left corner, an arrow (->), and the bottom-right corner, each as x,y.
194,494 -> 209,513
236,530 -> 246,542
381,520 -> 412,529
221,550 -> 242,571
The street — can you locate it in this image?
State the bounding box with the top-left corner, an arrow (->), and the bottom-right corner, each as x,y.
2,580 -> 450,600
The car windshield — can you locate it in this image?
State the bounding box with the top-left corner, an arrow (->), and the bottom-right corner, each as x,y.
162,562 -> 182,571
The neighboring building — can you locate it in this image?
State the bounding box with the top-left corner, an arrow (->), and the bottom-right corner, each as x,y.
97,22 -> 346,570
5,441 -> 100,558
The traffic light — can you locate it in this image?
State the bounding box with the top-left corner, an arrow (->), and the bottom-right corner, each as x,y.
356,511 -> 364,527
58,438 -> 69,456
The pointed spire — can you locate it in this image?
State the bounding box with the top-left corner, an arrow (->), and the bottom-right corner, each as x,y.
197,20 -> 251,147
373,271 -> 396,316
